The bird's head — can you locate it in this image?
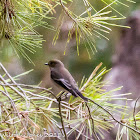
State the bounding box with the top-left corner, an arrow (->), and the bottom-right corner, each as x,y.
45,59 -> 64,68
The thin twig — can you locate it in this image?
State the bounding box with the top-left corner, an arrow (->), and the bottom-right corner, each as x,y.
0,63 -> 28,100
85,102 -> 100,140
133,95 -> 140,130
0,89 -> 28,133
59,0 -> 77,23
79,62 -> 140,134
0,83 -> 57,99
88,98 -> 140,134
58,96 -> 68,140
69,125 -> 92,139
80,62 -> 103,92
0,83 -> 77,111
0,85 -> 17,114
0,75 -> 25,99
0,87 -> 20,131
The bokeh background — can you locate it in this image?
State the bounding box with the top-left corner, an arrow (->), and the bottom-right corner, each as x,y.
0,0 -> 140,95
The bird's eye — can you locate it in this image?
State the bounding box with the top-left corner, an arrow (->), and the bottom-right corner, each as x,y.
50,62 -> 55,66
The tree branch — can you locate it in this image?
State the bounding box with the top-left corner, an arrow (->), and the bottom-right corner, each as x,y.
59,0 -> 77,23
88,98 -> 140,135
85,102 -> 99,140
57,95 -> 68,140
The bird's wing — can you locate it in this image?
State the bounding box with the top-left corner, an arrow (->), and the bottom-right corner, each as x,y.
51,70 -> 72,91
71,77 -> 78,89
51,70 -> 88,100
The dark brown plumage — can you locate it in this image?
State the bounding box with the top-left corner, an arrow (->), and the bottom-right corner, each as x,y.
45,59 -> 88,101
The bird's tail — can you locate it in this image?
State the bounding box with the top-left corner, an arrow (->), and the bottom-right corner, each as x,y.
77,91 -> 88,101
72,88 -> 88,101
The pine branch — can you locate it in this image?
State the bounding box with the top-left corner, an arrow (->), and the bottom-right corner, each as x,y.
133,95 -> 140,130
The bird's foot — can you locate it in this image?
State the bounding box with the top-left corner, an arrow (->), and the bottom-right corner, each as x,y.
57,96 -> 61,102
57,91 -> 65,101
61,92 -> 71,100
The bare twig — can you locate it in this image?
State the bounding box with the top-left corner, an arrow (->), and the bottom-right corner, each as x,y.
0,63 -> 27,99
0,83 -> 75,111
69,125 -> 92,139
0,75 -> 25,99
88,98 -> 140,134
133,95 -> 140,130
0,64 -> 30,132
59,0 -> 77,23
0,89 -> 28,133
58,96 -> 68,140
19,84 -> 57,99
0,83 -> 57,99
85,102 -> 99,140
0,86 -> 17,113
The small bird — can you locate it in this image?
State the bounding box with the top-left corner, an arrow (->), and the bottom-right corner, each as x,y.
45,59 -> 88,101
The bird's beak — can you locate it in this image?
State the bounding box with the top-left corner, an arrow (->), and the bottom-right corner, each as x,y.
45,63 -> 49,65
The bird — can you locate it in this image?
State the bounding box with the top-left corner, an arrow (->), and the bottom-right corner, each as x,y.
45,59 -> 88,101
